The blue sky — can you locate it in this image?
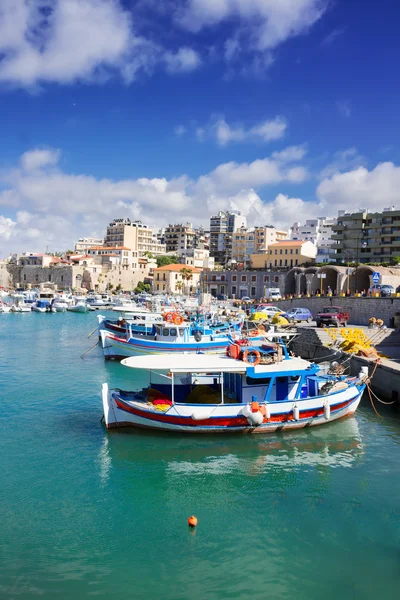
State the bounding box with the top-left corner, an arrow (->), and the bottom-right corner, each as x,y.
1,0 -> 400,254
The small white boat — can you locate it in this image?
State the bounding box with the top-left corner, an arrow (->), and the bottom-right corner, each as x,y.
102,350 -> 368,433
32,299 -> 55,313
0,302 -> 12,313
52,300 -> 69,312
68,300 -> 89,313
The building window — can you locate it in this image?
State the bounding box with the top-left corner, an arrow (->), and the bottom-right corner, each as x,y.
285,249 -> 288,254
221,275 -> 225,281
275,249 -> 277,255
35,274 -> 38,281
251,275 -> 256,282
241,275 -> 247,282
290,249 -> 293,254
274,260 -> 277,266
284,259 -> 287,266
251,287 -> 256,296
232,285 -> 237,295
274,276 -> 279,283
61,275 -> 64,282
290,260 -> 293,267
264,275 -> 269,283
279,259 -> 282,266
23,273 -> 26,281
232,275 -> 237,281
295,249 -> 299,254
175,274 -> 178,279
295,259 -> 298,266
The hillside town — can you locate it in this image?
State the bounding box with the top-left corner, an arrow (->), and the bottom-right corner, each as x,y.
1,207 -> 400,298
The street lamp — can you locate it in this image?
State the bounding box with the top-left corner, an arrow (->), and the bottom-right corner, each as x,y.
355,230 -> 368,293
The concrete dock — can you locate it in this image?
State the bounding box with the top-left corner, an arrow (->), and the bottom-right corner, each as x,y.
291,325 -> 400,405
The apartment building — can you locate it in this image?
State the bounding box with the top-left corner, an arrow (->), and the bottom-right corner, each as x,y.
209,211 -> 247,265
104,218 -> 166,257
290,217 -> 337,263
164,223 -> 196,253
232,226 -> 288,264
330,207 -> 400,264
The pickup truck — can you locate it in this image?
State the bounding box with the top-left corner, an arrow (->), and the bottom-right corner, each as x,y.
316,306 -> 349,327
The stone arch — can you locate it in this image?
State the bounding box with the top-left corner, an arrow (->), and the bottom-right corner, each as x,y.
351,265 -> 374,294
284,268 -> 304,295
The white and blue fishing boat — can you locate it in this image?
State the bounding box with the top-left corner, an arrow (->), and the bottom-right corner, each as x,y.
100,321 -> 242,359
101,346 -> 369,433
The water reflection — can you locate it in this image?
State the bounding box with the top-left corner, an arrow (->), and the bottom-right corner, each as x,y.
98,417 -> 364,484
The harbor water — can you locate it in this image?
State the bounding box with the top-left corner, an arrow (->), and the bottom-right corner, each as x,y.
0,312 -> 399,600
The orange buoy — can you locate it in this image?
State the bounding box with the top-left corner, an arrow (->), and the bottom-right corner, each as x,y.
188,515 -> 198,528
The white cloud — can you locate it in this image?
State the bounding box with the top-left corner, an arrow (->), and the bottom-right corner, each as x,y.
164,47 -> 202,74
20,149 -> 61,172
174,125 -> 187,136
215,116 -> 287,145
317,162 -> 400,213
0,0 -> 200,88
178,0 -> 328,51
0,144 -> 309,254
190,115 -> 287,145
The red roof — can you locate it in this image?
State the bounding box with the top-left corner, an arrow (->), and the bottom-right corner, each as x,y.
268,240 -> 309,247
88,246 -> 130,251
154,263 -> 202,273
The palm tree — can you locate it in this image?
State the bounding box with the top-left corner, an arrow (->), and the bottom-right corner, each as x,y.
175,280 -> 184,294
180,268 -> 193,295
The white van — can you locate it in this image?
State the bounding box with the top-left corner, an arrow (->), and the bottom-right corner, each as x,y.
265,287 -> 282,301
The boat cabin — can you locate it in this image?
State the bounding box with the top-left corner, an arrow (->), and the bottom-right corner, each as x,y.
121,354 -> 321,405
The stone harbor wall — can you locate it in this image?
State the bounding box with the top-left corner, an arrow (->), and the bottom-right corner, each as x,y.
276,296 -> 400,327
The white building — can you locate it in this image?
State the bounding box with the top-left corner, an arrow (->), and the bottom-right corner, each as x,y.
290,217 -> 336,263
74,237 -> 104,252
177,246 -> 215,270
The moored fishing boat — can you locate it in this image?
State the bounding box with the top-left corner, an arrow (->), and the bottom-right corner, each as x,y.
101,348 -> 368,433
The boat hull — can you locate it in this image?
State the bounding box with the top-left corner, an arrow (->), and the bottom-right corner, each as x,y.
101,331 -> 232,359
102,384 -> 364,433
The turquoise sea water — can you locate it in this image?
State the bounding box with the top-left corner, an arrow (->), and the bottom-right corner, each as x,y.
0,311 -> 399,600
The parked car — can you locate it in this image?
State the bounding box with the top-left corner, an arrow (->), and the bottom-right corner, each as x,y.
369,284 -> 395,297
216,294 -> 228,301
256,306 -> 283,319
316,306 -> 350,327
281,308 -> 313,323
240,296 -> 251,302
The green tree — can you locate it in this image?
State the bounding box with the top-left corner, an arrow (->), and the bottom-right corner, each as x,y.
392,256 -> 400,265
156,255 -> 179,267
115,284 -> 122,292
180,267 -> 193,294
175,280 -> 184,294
135,281 -> 151,293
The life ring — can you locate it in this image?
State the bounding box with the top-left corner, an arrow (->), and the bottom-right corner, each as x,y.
164,312 -> 175,323
173,314 -> 184,325
242,349 -> 261,366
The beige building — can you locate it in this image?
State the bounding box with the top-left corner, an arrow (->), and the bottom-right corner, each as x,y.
232,226 -> 288,264
153,264 -> 201,294
164,223 -> 196,253
104,218 -> 166,257
251,240 -> 317,269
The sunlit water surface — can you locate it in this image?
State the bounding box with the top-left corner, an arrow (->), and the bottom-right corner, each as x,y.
0,311 -> 399,599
